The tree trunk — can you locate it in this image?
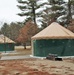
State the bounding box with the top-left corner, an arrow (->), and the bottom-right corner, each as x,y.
32,4 -> 37,26
23,43 -> 26,49
67,0 -> 72,23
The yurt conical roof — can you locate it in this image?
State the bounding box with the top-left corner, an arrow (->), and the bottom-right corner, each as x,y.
0,37 -> 4,43
32,22 -> 74,39
0,34 -> 15,43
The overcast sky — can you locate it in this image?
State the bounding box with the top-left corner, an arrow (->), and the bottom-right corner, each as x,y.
0,0 -> 25,27
0,0 -> 68,28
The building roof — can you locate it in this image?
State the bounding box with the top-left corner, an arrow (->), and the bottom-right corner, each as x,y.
0,34 -> 15,43
32,22 -> 74,40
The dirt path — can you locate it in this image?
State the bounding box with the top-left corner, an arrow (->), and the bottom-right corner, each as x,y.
0,58 -> 74,75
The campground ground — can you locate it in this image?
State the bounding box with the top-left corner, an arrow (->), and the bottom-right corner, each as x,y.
0,46 -> 74,75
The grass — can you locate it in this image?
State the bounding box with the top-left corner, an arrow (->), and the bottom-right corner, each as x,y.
15,46 -> 32,55
3,46 -> 32,56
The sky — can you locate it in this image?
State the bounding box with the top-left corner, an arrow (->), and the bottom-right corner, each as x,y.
0,0 -> 25,28
0,0 -> 68,28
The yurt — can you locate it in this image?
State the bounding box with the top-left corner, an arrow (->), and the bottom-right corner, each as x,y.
31,22 -> 74,57
0,34 -> 15,52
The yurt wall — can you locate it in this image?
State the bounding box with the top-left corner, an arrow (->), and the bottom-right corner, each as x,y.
33,39 -> 74,57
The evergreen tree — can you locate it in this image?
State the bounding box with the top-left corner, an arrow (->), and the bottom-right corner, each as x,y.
67,0 -> 74,24
1,23 -> 10,36
39,0 -> 66,28
48,0 -> 66,24
39,8 -> 52,29
1,22 -> 22,41
17,0 -> 47,25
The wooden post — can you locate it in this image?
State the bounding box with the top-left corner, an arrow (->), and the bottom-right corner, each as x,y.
4,35 -> 6,53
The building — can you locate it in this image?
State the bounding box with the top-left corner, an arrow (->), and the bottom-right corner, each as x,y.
31,22 -> 74,57
0,34 -> 15,52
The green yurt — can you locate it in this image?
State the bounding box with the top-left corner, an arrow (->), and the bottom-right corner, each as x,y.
31,22 -> 74,57
0,34 -> 15,52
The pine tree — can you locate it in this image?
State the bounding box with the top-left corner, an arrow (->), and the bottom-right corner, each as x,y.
17,0 -> 47,25
48,0 -> 66,23
39,0 -> 66,28
67,0 -> 74,24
